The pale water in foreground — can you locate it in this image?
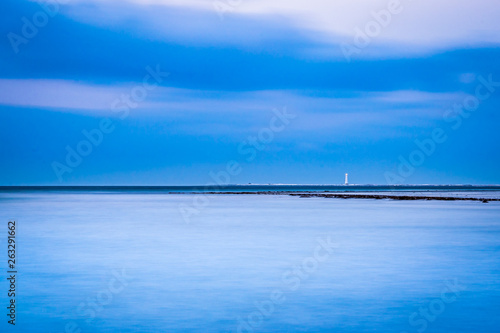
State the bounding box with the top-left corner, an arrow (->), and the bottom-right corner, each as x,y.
1,191 -> 499,332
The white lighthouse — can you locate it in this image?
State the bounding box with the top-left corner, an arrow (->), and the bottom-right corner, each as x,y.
345,173 -> 348,185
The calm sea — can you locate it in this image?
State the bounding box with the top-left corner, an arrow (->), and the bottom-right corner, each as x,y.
1,188 -> 499,332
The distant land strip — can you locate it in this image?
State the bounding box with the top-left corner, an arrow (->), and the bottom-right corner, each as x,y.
288,193 -> 499,203
202,192 -> 499,203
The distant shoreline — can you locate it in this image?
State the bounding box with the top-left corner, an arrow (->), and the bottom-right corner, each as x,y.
2,185 -> 500,202
289,193 -> 499,203
198,191 -> 499,203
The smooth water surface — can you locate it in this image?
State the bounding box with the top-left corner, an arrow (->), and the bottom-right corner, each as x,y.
1,191 -> 499,332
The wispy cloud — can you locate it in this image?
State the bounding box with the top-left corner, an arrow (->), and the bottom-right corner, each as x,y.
0,79 -> 464,117
50,0 -> 500,54
0,79 -> 126,111
0,78 -> 468,145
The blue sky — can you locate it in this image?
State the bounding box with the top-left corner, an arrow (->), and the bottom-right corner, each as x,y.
1,0 -> 499,185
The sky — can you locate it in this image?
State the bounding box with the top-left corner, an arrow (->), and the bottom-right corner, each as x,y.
1,0 -> 499,185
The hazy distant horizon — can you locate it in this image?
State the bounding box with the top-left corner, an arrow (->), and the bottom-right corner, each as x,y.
2,184 -> 500,189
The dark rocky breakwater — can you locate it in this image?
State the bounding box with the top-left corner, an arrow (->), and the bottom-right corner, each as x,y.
288,193 -> 498,203
193,191 -> 499,203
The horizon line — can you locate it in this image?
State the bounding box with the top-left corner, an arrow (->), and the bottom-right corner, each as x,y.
2,184 -> 500,188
